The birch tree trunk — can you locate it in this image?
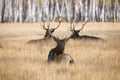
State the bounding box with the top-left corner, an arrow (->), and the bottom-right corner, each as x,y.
22,1 -> 27,22
19,0 -> 23,23
49,0 -> 56,21
84,0 -> 89,21
4,0 -> 9,22
64,0 -> 71,22
0,0 -> 4,22
0,0 -> 120,22
79,0 -> 84,21
26,0 -> 32,22
100,0 -> 105,22
73,1 -> 80,22
92,0 -> 96,22
104,0 -> 112,21
13,0 -> 19,22
56,0 -> 64,21
42,0 -> 49,21
114,0 -> 120,22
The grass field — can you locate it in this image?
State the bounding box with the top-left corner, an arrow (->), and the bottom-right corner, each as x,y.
0,22 -> 120,80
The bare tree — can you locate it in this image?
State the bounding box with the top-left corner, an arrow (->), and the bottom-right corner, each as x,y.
69,21 -> 105,41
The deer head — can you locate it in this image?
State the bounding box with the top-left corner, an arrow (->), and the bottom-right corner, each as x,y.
41,21 -> 61,38
53,36 -> 69,53
70,21 -> 88,39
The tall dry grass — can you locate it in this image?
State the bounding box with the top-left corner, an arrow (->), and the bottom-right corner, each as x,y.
0,23 -> 120,80
0,39 -> 120,80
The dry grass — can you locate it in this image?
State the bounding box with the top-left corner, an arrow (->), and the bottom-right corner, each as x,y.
0,23 -> 120,80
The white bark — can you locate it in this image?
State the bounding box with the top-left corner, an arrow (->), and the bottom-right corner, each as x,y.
19,0 -> 23,23
92,0 -> 96,21
84,0 -> 89,21
26,0 -> 32,22
64,0 -> 71,22
95,0 -> 100,21
4,0 -> 9,21
9,0 -> 13,22
42,0 -> 49,21
0,0 -> 120,22
0,0 -> 3,22
73,1 -> 80,22
13,0 -> 19,22
79,0 -> 84,21
49,0 -> 56,21
56,0 -> 64,21
114,0 -> 120,22
100,0 -> 105,22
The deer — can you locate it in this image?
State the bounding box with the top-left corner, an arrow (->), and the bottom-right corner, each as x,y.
47,35 -> 74,64
27,21 -> 61,44
69,21 -> 105,41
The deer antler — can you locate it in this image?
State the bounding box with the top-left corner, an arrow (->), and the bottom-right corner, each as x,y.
70,20 -> 75,31
53,20 -> 62,30
41,21 -> 47,30
70,21 -> 73,31
79,21 -> 88,31
47,21 -> 51,29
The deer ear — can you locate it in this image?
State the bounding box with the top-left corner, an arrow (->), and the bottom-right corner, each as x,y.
51,29 -> 55,33
77,30 -> 81,33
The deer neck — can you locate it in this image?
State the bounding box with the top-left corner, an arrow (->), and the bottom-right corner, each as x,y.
44,32 -> 51,38
55,44 -> 65,54
71,33 -> 79,38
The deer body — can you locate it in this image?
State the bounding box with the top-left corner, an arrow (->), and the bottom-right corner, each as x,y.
27,21 -> 61,44
48,38 -> 66,62
47,37 -> 74,64
79,35 -> 104,41
70,21 -> 105,41
70,31 -> 104,41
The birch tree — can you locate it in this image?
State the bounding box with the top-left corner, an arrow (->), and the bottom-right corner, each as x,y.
0,0 -> 4,22
114,0 -> 120,22
0,0 -> 120,22
79,0 -> 84,21
13,0 -> 19,22
26,0 -> 32,22
84,0 -> 89,21
49,0 -> 56,21
19,0 -> 23,23
64,0 -> 72,22
56,0 -> 65,21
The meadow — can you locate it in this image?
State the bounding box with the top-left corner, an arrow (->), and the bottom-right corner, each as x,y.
0,22 -> 120,80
